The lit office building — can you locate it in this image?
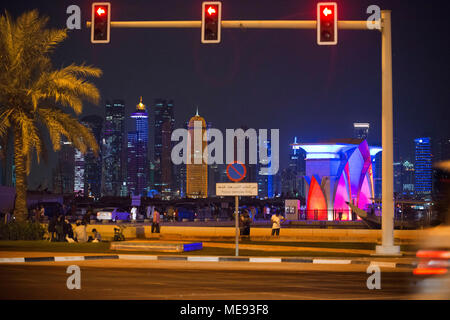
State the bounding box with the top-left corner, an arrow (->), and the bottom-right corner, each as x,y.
186,110 -> 208,198
74,149 -> 85,195
81,115 -> 103,198
102,100 -> 126,196
127,97 -> 149,196
414,137 -> 432,195
53,139 -> 75,194
287,137 -> 307,198
401,160 -> 415,193
152,99 -> 175,195
257,139 -> 274,199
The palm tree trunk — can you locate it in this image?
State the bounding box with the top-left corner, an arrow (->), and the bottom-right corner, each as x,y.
13,130 -> 28,222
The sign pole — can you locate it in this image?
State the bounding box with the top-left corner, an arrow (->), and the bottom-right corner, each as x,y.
235,194 -> 239,256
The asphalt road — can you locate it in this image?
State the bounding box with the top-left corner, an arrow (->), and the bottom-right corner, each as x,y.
0,260 -> 417,300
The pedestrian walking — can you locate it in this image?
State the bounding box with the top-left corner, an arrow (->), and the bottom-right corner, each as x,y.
55,215 -> 65,242
271,211 -> 285,236
131,206 -> 138,222
152,208 -> 161,233
240,209 -> 252,237
48,215 -> 57,241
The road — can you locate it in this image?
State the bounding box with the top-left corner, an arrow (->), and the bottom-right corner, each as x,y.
0,260 -> 417,300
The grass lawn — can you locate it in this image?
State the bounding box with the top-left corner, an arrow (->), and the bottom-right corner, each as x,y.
0,240 -> 416,257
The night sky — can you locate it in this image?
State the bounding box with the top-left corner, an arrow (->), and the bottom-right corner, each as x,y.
3,0 -> 449,189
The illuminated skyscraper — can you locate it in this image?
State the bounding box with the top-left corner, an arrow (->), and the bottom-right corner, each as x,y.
257,139 -> 273,199
287,137 -> 307,198
102,100 -> 125,196
53,138 -> 75,194
151,99 -> 175,195
186,109 -> 208,198
81,115 -> 103,198
74,149 -> 85,195
414,137 -> 432,195
127,97 -> 149,196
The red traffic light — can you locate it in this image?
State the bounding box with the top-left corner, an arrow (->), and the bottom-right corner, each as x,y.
96,7 -> 106,16
91,2 -> 111,44
201,2 -> 222,44
321,6 -> 333,18
207,6 -> 217,15
317,2 -> 337,45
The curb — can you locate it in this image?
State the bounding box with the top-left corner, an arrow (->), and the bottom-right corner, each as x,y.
0,255 -> 119,263
0,254 -> 417,269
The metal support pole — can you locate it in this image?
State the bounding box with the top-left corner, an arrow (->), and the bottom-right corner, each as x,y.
235,195 -> 239,256
375,10 -> 400,256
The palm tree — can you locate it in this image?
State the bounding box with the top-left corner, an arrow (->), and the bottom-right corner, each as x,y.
0,10 -> 102,222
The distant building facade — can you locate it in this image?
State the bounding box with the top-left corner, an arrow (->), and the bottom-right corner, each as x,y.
414,137 -> 432,195
127,97 -> 149,196
186,110 -> 208,198
102,100 -> 125,196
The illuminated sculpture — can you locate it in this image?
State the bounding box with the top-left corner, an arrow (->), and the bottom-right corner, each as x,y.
293,140 -> 381,221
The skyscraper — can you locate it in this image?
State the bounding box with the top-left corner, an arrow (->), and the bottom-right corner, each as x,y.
81,115 -> 103,198
152,99 -> 175,195
257,139 -> 273,199
401,160 -> 415,193
414,137 -> 432,195
353,123 -> 370,140
53,139 -> 75,194
186,109 -> 208,198
127,97 -> 149,196
74,149 -> 85,195
288,137 -> 307,198
102,100 -> 125,196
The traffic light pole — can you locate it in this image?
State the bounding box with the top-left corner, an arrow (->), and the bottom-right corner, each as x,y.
87,20 -> 368,29
87,10 -> 401,256
375,10 -> 400,256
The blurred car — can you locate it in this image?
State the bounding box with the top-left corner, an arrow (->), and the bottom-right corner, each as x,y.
413,162 -> 450,299
96,207 -> 130,222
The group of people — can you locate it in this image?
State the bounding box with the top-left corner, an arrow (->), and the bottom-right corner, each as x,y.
237,209 -> 287,237
47,215 -> 101,243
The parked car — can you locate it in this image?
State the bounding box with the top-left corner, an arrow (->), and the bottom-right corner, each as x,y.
176,204 -> 196,221
96,207 -> 130,222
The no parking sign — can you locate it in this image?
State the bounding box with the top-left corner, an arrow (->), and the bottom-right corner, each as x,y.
226,162 -> 246,182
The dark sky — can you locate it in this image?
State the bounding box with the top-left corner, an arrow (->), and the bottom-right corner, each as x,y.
3,0 -> 449,188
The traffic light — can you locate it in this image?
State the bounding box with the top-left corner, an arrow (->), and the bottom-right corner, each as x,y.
91,2 -> 111,44
201,2 -> 222,43
317,2 -> 337,45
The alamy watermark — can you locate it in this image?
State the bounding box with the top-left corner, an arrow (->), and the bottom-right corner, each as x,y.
66,265 -> 81,290
366,265 -> 381,290
171,123 -> 279,175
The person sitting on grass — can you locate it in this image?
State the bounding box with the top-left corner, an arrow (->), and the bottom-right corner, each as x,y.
90,228 -> 102,243
74,220 -> 87,243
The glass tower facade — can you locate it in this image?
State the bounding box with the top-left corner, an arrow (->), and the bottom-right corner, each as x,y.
152,99 -> 175,196
81,115 -> 103,198
414,137 -> 432,195
102,100 -> 125,196
127,97 -> 149,196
